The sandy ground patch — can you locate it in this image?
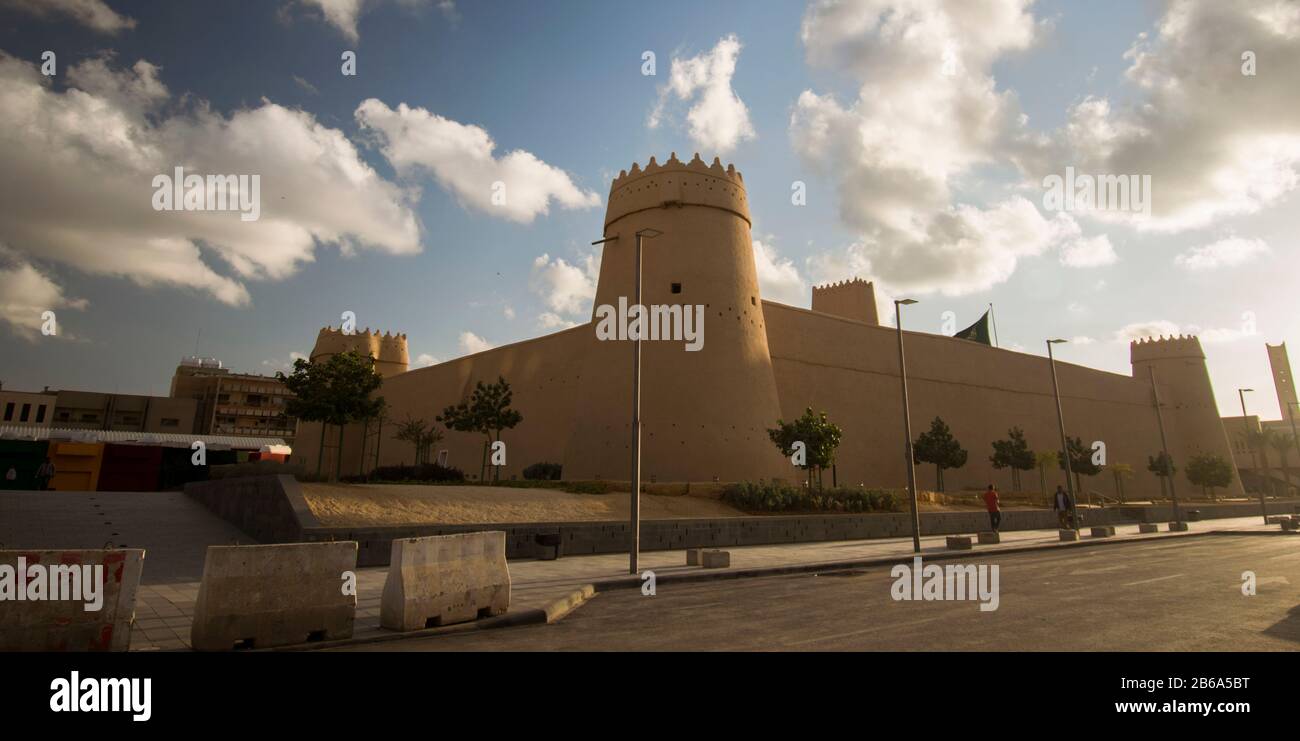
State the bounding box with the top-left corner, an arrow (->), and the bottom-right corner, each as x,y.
302,483 -> 748,526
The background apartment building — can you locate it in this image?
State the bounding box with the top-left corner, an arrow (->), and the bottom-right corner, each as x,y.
169,357 -> 298,445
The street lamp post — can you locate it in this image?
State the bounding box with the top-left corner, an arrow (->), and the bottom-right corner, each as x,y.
1047,339 -> 1079,530
1147,367 -> 1180,525
594,229 -> 663,575
1238,388 -> 1266,524
895,299 -> 921,554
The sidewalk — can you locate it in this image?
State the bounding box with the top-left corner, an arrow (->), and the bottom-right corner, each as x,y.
128,514 -> 1286,651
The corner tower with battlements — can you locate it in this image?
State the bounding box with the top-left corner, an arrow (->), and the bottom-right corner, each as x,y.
565,152 -> 787,481
310,326 -> 409,379
811,278 -> 880,326
1130,334 -> 1244,497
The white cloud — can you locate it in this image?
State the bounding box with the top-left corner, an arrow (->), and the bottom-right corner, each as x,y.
792,0 -> 1060,296
530,251 -> 600,320
1113,319 -> 1253,344
415,352 -> 439,367
648,34 -> 756,155
0,246 -> 87,340
807,198 -> 1078,297
292,0 -> 448,41
262,351 -> 308,372
1069,336 -> 1096,345
0,0 -> 136,34
752,239 -> 807,305
355,99 -> 600,223
0,52 -> 421,306
1174,237 -> 1270,271
458,331 -> 494,355
1059,233 -> 1117,268
502,305 -> 515,320
1046,1 -> 1300,231
537,312 -> 579,330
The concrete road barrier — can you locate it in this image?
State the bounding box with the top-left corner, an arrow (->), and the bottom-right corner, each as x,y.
945,536 -> 973,550
0,549 -> 144,652
1282,520 -> 1299,532
977,531 -> 1000,544
1168,522 -> 1190,532
1265,515 -> 1291,524
191,541 -> 357,651
1138,523 -> 1159,533
381,532 -> 511,632
1186,510 -> 1202,521
701,550 -> 730,569
686,548 -> 704,566
1090,526 -> 1116,538
1059,529 -> 1080,542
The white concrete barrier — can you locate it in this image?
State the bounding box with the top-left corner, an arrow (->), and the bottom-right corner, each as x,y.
1090,526 -> 1116,538
701,550 -> 731,569
1137,523 -> 1159,534
1059,529 -> 1079,542
977,531 -> 1001,544
0,549 -> 144,652
381,532 -> 511,632
686,548 -> 704,566
946,536 -> 973,550
191,542 -> 357,651
1168,522 -> 1190,532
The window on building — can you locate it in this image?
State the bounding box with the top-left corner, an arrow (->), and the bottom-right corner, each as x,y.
19,403 -> 30,422
160,418 -> 179,427
671,282 -> 682,294
35,405 -> 46,423
3,402 -> 13,421
81,413 -> 98,422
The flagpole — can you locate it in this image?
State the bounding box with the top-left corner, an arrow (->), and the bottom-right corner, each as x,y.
989,303 -> 1000,348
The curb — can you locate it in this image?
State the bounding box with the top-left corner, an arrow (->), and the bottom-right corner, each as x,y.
590,528 -> 1216,592
271,525 -> 1260,650
269,584 -> 597,652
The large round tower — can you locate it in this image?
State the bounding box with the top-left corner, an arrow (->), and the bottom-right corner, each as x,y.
310,326 -> 409,379
562,153 -> 788,482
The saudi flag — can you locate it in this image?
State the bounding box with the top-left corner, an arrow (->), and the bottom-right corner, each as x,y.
954,310 -> 992,345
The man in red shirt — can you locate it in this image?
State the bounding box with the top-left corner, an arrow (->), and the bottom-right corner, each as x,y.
983,484 -> 1001,532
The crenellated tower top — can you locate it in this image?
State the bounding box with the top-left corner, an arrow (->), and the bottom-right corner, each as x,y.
604,152 -> 749,230
311,325 -> 409,378
1129,334 -> 1206,364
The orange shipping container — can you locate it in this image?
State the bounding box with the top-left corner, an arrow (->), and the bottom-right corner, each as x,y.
47,441 -> 104,492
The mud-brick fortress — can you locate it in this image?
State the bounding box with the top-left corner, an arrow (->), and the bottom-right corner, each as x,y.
297,153 -> 1245,499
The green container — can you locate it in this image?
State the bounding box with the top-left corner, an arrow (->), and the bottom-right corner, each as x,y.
0,440 -> 51,490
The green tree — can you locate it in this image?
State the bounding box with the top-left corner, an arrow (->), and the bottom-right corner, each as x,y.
395,415 -> 444,465
1268,430 -> 1295,496
1185,452 -> 1234,501
1035,450 -> 1059,504
913,417 -> 967,493
1110,463 -> 1133,504
1148,452 -> 1176,500
1058,436 -> 1102,500
990,426 -> 1035,491
768,407 -> 843,491
277,350 -> 385,480
437,376 -> 523,482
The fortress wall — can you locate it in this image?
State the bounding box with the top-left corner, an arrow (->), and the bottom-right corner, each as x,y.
763,302 -> 1176,496
372,324 -> 593,478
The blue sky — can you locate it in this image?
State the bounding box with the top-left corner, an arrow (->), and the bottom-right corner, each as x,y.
0,0 -> 1296,420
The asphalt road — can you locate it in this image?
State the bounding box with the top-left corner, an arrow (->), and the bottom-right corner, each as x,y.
337,534 -> 1300,651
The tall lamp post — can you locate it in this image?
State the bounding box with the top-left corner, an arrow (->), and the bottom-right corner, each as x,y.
1147,367 -> 1180,526
1238,388 -> 1266,524
595,228 -> 663,575
895,298 -> 921,553
1046,339 -> 1080,530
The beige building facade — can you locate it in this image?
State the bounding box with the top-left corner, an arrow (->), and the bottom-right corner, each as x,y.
298,154 -> 1245,499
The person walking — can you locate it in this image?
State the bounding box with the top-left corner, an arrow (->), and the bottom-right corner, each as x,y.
35,457 -> 55,491
984,483 -> 1002,532
1053,484 -> 1072,528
